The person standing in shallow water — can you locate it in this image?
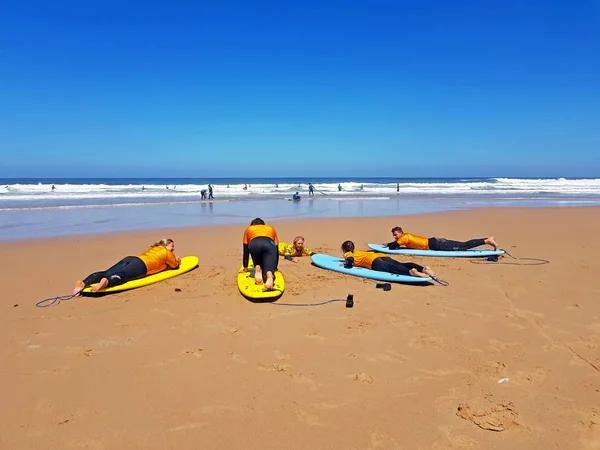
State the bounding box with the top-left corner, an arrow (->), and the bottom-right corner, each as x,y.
208,184 -> 214,199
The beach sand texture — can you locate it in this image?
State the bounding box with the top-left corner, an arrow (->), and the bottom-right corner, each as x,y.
1,208 -> 599,449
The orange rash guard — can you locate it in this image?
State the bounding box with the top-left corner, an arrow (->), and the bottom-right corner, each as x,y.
396,233 -> 430,250
243,225 -> 279,245
137,246 -> 179,276
344,250 -> 387,269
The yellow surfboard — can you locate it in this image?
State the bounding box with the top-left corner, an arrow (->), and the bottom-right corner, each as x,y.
82,255 -> 199,294
237,261 -> 285,299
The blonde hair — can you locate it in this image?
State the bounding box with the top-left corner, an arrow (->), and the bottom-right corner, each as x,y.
293,236 -> 305,244
152,238 -> 174,247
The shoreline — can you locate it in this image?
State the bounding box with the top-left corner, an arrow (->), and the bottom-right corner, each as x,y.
3,198 -> 600,242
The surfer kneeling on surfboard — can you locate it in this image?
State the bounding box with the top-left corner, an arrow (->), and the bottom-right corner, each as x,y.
72,239 -> 181,295
278,236 -> 315,262
242,218 -> 279,291
383,227 -> 498,252
341,241 -> 434,278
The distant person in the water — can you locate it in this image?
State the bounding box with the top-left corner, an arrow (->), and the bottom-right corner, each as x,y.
292,191 -> 301,201
72,238 -> 181,295
208,184 -> 214,199
200,189 -> 207,200
166,186 -> 169,189
142,186 -> 145,191
397,183 -> 399,192
360,184 -> 364,190
278,236 -> 315,262
308,183 -> 315,196
242,218 -> 279,291
243,184 -> 248,190
338,184 -> 343,191
275,183 -> 279,188
51,184 -> 56,191
341,240 -> 434,278
383,226 -> 498,251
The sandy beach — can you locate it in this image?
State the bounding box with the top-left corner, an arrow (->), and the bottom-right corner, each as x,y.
1,207 -> 599,450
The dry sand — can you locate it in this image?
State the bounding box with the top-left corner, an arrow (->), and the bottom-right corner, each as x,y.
1,207 -> 599,449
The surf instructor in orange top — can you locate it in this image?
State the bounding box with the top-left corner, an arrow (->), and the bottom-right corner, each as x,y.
242,218 -> 279,290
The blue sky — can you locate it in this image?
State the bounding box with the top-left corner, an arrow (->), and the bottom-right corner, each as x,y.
1,0 -> 599,178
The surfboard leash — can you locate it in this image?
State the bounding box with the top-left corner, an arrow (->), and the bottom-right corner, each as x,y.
36,290 -> 82,308
469,249 -> 550,266
431,276 -> 450,286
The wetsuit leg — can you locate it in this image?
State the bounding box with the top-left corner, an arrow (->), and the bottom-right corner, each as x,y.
371,257 -> 423,276
84,256 -> 147,288
248,236 -> 279,282
429,238 -> 486,251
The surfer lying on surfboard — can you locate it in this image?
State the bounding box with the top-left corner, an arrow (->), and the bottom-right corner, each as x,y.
72,238 -> 181,295
278,236 -> 315,262
383,227 -> 498,252
341,241 -> 435,278
242,218 -> 279,291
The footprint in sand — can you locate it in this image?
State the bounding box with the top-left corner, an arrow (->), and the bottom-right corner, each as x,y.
256,363 -> 290,373
182,348 -> 204,357
456,401 -> 522,432
295,410 -> 321,426
408,334 -> 445,349
350,373 -> 374,384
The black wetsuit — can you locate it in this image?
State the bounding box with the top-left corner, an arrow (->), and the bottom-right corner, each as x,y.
245,237 -> 279,282
82,256 -> 147,288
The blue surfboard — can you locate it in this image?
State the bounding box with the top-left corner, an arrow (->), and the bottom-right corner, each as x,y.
311,253 -> 431,283
367,244 -> 505,258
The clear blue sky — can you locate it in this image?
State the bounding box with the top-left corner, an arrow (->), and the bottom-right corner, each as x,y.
1,0 -> 599,178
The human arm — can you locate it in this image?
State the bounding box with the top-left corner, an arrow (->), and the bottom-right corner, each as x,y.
166,249 -> 180,269
343,256 -> 354,269
242,244 -> 250,270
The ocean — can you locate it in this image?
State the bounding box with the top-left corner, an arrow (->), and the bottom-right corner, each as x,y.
2,177 -> 599,241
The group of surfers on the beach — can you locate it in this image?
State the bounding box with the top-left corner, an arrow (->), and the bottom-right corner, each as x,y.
72,218 -> 498,295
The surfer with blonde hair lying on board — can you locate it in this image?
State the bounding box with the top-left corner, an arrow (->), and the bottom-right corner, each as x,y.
341,240 -> 435,278
242,218 -> 279,290
278,236 -> 316,262
72,238 -> 181,295
383,226 -> 498,252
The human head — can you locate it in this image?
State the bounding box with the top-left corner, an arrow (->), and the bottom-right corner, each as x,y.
391,226 -> 404,240
153,238 -> 175,251
250,218 -> 265,226
341,240 -> 355,253
292,236 -> 305,251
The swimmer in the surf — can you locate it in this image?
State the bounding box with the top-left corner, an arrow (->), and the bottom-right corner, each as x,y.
278,236 -> 315,262
383,227 -> 498,251
242,218 -> 279,290
341,241 -> 434,278
72,238 -> 181,295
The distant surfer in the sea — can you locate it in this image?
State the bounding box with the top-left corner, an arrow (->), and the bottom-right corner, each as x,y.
341,240 -> 435,278
278,236 -> 315,262
383,226 -> 498,251
72,238 -> 180,295
338,184 -> 343,191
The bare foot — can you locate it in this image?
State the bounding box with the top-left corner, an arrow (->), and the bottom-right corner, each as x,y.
265,271 -> 274,290
409,267 -> 435,278
91,278 -> 109,293
73,280 -> 85,296
254,265 -> 263,284
485,236 -> 498,250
